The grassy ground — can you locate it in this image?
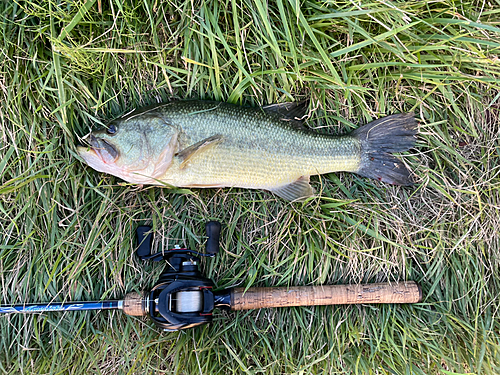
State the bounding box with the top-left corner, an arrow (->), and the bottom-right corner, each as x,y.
1,0 -> 500,373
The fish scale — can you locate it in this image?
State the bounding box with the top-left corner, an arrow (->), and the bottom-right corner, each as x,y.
77,100 -> 417,201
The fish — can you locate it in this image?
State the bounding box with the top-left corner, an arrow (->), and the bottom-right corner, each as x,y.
77,100 -> 417,201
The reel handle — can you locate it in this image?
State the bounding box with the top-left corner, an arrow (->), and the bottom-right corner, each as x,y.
135,221 -> 221,260
230,281 -> 422,311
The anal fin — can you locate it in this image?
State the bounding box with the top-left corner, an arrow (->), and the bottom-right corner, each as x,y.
270,176 -> 314,201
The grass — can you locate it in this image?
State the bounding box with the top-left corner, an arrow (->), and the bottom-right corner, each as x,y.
1,0 -> 500,373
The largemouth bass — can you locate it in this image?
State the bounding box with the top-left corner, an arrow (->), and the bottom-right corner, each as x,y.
77,101 -> 417,201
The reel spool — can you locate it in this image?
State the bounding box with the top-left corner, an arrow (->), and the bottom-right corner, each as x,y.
175,291 -> 203,313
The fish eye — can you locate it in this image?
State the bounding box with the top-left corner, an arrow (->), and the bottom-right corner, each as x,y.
107,124 -> 117,135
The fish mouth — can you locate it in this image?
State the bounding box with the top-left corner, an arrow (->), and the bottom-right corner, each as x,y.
78,134 -> 119,164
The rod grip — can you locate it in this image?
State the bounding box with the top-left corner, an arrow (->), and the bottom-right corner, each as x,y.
122,292 -> 147,316
231,282 -> 422,311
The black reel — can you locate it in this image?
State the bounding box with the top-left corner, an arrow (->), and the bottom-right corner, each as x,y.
136,221 -> 229,331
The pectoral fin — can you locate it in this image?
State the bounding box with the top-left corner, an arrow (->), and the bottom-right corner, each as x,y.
177,134 -> 224,168
270,176 -> 314,201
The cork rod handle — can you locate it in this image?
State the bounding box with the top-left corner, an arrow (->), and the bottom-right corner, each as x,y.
231,282 -> 422,311
122,292 -> 148,316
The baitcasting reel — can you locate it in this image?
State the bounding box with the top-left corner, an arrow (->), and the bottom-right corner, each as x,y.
133,221 -> 231,331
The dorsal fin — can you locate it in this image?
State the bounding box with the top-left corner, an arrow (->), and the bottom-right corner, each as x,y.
262,101 -> 309,128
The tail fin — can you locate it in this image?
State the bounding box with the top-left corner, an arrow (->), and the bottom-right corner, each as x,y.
352,113 -> 417,185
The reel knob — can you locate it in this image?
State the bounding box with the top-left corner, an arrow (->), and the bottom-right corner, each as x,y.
136,226 -> 154,260
205,221 -> 221,254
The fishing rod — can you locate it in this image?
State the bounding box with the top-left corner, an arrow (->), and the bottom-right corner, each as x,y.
0,222 -> 422,331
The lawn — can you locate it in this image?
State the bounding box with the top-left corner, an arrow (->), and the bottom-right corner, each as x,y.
1,0 -> 499,374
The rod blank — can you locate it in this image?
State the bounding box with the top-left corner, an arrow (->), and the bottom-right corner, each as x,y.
0,301 -> 120,314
